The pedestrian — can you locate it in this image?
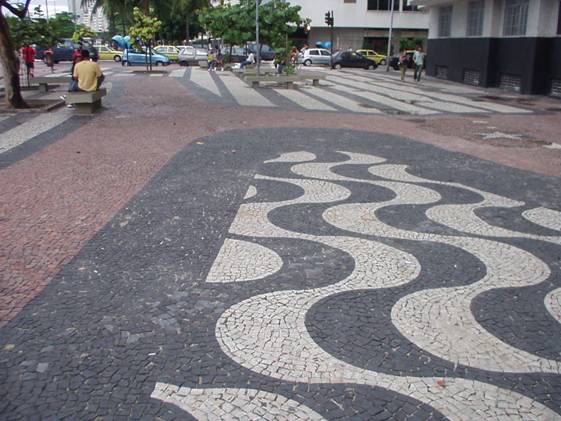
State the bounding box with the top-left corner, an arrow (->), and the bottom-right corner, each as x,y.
207,49 -> 216,71
289,46 -> 298,65
413,45 -> 425,82
44,47 -> 54,73
70,48 -> 81,75
21,44 -> 35,80
398,49 -> 408,81
70,49 -> 104,92
239,50 -> 255,69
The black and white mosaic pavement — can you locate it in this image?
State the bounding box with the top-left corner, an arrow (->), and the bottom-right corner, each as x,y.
1,128 -> 560,420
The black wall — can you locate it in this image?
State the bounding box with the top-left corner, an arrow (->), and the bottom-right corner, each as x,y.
427,37 -> 561,95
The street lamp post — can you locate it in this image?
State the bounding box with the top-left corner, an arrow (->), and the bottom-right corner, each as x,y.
256,0 -> 260,76
385,0 -> 395,72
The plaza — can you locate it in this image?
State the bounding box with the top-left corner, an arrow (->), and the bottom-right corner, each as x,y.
0,59 -> 561,420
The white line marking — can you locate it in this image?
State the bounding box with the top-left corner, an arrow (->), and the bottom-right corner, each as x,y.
217,72 -> 275,107
189,68 -> 222,97
272,88 -> 336,111
170,68 -> 187,78
0,108 -> 72,155
305,86 -> 382,114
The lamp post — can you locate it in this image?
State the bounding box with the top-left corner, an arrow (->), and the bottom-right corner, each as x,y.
256,0 -> 260,76
385,0 -> 395,72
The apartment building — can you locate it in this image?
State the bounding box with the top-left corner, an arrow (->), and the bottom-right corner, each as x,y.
413,0 -> 561,95
289,0 -> 429,52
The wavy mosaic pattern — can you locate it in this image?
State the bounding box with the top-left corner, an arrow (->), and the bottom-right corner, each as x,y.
151,383 -> 326,420
153,150 -> 561,420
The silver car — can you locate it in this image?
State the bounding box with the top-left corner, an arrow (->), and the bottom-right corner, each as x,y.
178,46 -> 208,66
298,48 -> 332,66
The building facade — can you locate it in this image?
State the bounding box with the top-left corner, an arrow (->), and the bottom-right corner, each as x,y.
67,0 -> 109,33
287,0 -> 429,53
414,0 -> 561,95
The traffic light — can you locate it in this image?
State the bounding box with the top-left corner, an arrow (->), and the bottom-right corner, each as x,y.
324,11 -> 333,26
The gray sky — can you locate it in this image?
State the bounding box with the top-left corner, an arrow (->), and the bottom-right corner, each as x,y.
29,0 -> 69,16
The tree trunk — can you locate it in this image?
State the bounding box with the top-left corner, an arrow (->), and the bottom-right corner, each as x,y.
0,9 -> 28,109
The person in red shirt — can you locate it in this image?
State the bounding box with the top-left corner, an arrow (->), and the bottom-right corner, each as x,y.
21,44 -> 35,78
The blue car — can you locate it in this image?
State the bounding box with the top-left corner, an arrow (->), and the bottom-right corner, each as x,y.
122,49 -> 170,66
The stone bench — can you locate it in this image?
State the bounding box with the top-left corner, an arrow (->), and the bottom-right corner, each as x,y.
32,76 -> 71,93
66,89 -> 107,114
245,73 -> 326,88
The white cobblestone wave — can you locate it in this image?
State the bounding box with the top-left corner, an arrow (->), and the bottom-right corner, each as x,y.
264,151 -> 317,163
368,165 -> 561,245
215,172 -> 560,420
243,185 -> 257,200
291,155 -> 559,372
522,207 -> 561,232
545,288 -> 561,325
151,383 -> 326,420
323,191 -> 559,374
206,239 -> 283,283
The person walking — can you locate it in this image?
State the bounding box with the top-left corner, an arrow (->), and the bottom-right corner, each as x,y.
207,49 -> 216,71
44,47 -> 54,73
398,49 -> 408,82
413,45 -> 425,82
22,44 -> 36,81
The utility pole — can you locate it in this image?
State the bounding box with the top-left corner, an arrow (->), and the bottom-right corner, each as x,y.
324,11 -> 334,68
385,0 -> 395,72
256,0 -> 260,76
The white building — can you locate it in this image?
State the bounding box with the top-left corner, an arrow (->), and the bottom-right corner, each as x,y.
288,0 -> 429,53
67,0 -> 108,32
413,0 -> 561,95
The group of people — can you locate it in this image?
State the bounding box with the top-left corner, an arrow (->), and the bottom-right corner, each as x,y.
398,45 -> 425,82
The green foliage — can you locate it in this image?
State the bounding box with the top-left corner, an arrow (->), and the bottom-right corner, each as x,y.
50,12 -> 76,39
128,6 -> 162,47
6,6 -> 59,48
198,0 -> 308,50
72,26 -> 96,43
399,37 -> 425,51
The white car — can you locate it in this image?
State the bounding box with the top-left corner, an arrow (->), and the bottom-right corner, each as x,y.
178,46 -> 208,66
298,48 -> 332,66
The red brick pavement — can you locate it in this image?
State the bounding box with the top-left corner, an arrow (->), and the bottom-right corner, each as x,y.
1,74 -> 560,326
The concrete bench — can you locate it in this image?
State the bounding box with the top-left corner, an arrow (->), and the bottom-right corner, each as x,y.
245,73 -> 326,88
32,76 -> 71,93
66,89 -> 107,114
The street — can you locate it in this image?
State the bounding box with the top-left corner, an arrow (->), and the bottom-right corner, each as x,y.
1,61 -> 561,420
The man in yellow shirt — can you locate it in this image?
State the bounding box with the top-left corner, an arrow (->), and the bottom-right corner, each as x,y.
71,50 -> 104,92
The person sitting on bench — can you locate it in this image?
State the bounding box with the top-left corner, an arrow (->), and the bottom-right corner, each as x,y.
69,50 -> 104,92
240,50 -> 255,69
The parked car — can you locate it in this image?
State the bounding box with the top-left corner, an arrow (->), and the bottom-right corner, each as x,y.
122,49 -> 170,66
177,46 -> 208,66
298,48 -> 332,66
153,45 -> 181,61
331,51 -> 377,70
96,45 -> 123,62
221,46 -> 248,64
36,41 -> 98,63
246,42 -> 275,61
356,49 -> 387,65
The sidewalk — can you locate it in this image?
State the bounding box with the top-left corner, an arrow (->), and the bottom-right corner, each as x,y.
0,65 -> 560,420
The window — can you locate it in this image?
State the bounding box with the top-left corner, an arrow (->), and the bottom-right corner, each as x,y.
321,50 -> 331,56
438,6 -> 453,37
403,0 -> 421,11
466,0 -> 484,36
367,0 -> 398,11
309,50 -> 319,55
503,0 -> 529,36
